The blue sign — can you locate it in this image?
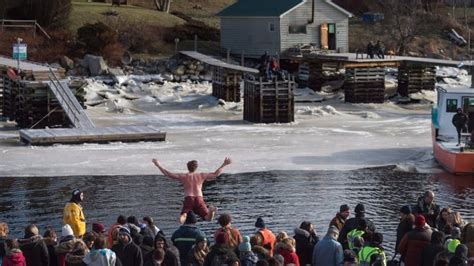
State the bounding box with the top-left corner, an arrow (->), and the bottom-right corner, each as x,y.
13,43 -> 27,60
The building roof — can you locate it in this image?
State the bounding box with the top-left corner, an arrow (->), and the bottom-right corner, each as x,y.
218,0 -> 352,17
217,0 -> 303,17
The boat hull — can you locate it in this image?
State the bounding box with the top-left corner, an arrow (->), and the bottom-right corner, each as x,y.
432,125 -> 474,174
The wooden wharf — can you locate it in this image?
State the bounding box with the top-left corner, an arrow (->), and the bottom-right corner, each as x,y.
180,51 -> 258,103
291,52 -> 471,103
1,55 -> 166,145
244,77 -> 295,123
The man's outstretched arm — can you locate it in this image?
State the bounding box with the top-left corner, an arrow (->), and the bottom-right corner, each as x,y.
152,159 -> 181,179
206,157 -> 232,180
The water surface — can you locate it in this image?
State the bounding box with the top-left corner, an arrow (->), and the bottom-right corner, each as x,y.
1,166 -> 473,256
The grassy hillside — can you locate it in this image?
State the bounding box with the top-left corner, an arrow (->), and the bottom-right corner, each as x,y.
67,2 -> 185,33
170,0 -> 236,28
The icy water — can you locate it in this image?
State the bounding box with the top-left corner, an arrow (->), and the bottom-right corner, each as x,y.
0,166 -> 473,256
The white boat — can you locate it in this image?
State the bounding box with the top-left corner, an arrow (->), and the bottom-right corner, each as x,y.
432,86 -> 474,174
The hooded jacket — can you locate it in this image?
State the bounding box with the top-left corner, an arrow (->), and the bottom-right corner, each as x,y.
275,242 -> 300,266
239,252 -> 258,266
420,231 -> 445,266
398,227 -> 432,266
202,244 -> 238,266
64,202 -> 86,238
111,236 -> 142,266
293,227 -> 318,266
329,213 -> 346,232
171,224 -> 206,266
449,244 -> 468,266
461,223 -> 474,258
146,235 -> 180,266
19,235 -> 49,266
396,215 -> 414,252
56,236 -> 76,266
3,249 -> 26,266
83,248 -> 117,266
43,237 -> 58,266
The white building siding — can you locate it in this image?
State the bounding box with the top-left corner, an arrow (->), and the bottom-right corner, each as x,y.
280,0 -> 349,53
220,17 -> 281,57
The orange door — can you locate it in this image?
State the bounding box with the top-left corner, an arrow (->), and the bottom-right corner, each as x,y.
320,24 -> 328,49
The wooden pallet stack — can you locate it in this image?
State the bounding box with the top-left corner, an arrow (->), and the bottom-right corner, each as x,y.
345,67 -> 385,103
398,63 -> 436,97
1,77 -> 87,128
308,62 -> 341,91
212,67 -> 242,102
2,76 -> 16,120
243,76 -> 295,123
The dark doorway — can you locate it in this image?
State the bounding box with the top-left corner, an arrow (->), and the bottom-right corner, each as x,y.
328,23 -> 336,50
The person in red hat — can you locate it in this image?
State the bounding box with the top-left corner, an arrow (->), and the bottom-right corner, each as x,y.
398,215 -> 432,266
92,223 -> 107,236
152,157 -> 232,224
203,231 -> 238,266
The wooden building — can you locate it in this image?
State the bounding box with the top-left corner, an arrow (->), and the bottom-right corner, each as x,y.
218,0 -> 352,57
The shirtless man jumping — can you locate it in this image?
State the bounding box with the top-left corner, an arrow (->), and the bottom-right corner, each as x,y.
152,157 -> 232,224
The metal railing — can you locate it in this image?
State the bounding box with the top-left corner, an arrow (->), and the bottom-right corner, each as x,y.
0,19 -> 51,40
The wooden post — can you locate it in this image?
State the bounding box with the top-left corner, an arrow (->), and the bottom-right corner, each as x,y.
33,20 -> 36,38
194,35 -> 198,51
275,78 -> 279,122
471,64 -> 474,88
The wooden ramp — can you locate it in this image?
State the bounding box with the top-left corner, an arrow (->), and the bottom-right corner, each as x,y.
179,51 -> 259,73
48,69 -> 95,129
19,125 -> 166,145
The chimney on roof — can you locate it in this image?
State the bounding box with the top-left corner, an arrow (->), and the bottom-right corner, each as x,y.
308,0 -> 315,24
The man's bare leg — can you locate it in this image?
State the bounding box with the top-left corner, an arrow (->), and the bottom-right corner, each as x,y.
179,213 -> 187,224
205,205 -> 217,221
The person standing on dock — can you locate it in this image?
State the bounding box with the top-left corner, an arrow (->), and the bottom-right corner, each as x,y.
452,108 -> 468,146
63,189 -> 86,238
152,157 -> 232,224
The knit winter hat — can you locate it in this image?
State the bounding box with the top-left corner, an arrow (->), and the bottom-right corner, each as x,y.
185,211 -> 197,224
62,224 -> 74,237
239,236 -> 252,252
255,217 -> 265,228
400,205 -> 412,215
92,223 -> 106,234
215,231 -> 229,245
355,203 -> 365,214
195,235 -> 207,244
70,189 -> 83,203
118,226 -> 132,239
415,215 -> 426,228
340,204 -> 350,213
451,227 -> 461,239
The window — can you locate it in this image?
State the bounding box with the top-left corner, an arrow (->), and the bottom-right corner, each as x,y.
446,99 -> 458,112
289,25 -> 307,34
269,22 -> 275,32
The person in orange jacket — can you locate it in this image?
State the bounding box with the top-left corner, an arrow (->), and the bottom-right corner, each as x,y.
254,217 -> 276,256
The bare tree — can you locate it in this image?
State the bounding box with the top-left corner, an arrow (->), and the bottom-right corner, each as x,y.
374,0 -> 426,55
154,0 -> 171,13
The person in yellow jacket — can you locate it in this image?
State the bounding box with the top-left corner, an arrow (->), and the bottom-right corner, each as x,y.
63,189 -> 86,237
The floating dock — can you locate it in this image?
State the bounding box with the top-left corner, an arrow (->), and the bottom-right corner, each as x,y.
19,125 -> 166,145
